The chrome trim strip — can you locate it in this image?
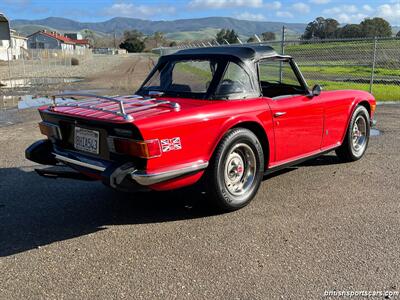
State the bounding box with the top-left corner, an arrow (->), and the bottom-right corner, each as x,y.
131,161 -> 209,186
53,154 -> 106,172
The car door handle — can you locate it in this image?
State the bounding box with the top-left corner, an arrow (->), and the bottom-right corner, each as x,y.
274,112 -> 286,117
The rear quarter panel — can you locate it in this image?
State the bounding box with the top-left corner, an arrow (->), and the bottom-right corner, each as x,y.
320,90 -> 375,150
133,98 -> 274,175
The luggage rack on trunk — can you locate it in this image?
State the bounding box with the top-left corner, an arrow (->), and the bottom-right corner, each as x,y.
50,93 -> 181,121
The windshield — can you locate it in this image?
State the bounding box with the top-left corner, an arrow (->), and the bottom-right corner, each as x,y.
139,59 -> 220,98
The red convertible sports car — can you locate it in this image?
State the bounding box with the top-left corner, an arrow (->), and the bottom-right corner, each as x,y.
26,45 -> 376,211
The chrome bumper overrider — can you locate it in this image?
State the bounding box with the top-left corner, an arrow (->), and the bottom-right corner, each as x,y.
53,153 -> 208,186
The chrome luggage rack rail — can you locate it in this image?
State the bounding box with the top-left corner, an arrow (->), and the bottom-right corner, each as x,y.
50,93 -> 181,121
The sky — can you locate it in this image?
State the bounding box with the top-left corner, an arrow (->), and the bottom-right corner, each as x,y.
0,0 -> 399,25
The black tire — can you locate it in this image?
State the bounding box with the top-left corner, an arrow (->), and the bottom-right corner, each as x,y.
335,105 -> 370,162
204,128 -> 264,211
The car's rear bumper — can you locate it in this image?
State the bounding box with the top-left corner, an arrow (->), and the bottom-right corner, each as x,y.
53,152 -> 208,186
26,139 -> 208,190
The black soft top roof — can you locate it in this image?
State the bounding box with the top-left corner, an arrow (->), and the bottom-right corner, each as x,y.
167,44 -> 281,61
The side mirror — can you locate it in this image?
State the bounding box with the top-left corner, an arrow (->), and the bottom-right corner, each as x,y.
311,84 -> 322,97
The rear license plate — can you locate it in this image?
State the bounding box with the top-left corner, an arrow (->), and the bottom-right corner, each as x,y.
74,127 -> 100,154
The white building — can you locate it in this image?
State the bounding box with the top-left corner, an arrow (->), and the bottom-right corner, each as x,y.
0,13 -> 27,61
0,30 -> 28,60
64,32 -> 83,40
0,30 -> 28,61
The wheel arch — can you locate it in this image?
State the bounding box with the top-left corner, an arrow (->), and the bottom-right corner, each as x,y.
340,99 -> 371,144
209,119 -> 271,171
358,100 -> 371,116
231,122 -> 270,169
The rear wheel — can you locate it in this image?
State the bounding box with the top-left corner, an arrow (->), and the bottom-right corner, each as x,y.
205,128 -> 264,211
336,105 -> 370,162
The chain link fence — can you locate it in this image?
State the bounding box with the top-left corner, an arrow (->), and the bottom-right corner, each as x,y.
0,48 -> 92,89
160,36 -> 400,101
2,37 -> 399,102
3,48 -> 92,79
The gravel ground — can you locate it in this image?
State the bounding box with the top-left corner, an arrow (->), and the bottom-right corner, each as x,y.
0,104 -> 399,299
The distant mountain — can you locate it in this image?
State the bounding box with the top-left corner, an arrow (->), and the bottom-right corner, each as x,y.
10,16 -> 307,39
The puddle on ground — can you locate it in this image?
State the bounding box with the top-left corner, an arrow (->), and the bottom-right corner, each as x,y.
1,89 -> 115,110
0,77 -> 83,89
370,128 -> 381,136
0,95 -> 19,109
0,95 -> 72,110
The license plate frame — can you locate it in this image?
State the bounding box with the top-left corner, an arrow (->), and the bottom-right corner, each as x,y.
74,127 -> 100,154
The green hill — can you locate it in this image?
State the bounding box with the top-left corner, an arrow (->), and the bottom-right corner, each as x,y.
11,16 -> 306,38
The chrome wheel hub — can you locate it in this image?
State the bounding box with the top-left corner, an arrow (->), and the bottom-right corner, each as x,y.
352,116 -> 367,152
224,143 -> 256,197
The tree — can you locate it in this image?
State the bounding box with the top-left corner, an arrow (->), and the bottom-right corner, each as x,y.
302,17 -> 340,39
397,31 -> 400,37
216,29 -> 239,44
247,36 -> 258,43
360,18 -> 392,37
123,30 -> 143,40
153,31 -> 166,47
81,29 -> 96,45
323,18 -> 340,38
143,32 -> 170,50
261,31 -> 276,41
336,24 -> 363,38
120,39 -> 145,53
119,30 -> 145,53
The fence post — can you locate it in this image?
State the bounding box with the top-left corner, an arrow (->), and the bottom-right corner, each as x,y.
22,48 -> 26,78
369,37 -> 377,94
279,26 -> 286,82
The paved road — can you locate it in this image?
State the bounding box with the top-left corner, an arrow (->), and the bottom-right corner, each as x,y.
0,105 -> 399,299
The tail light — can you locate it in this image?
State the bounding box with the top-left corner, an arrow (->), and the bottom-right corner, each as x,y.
110,137 -> 161,158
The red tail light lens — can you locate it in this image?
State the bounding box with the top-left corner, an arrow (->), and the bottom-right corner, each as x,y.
112,138 -> 161,158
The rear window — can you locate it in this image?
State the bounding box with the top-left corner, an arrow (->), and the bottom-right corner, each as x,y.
141,59 -> 219,96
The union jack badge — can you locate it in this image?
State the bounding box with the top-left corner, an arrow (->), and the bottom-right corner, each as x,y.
161,137 -> 182,152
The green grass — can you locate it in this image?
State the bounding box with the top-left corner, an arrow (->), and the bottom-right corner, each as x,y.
308,80 -> 400,101
174,61 -> 212,80
300,65 -> 400,77
165,28 -> 222,41
286,39 -> 400,51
